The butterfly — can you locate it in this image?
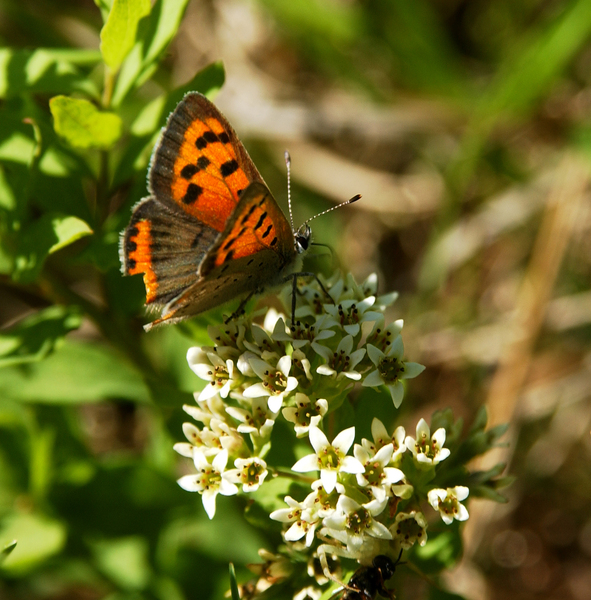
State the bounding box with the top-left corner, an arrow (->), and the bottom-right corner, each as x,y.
120,92 -> 316,331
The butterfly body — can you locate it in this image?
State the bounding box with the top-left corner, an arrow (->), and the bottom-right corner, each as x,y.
121,93 -> 309,330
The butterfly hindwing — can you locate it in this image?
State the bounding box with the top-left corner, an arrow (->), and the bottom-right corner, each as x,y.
121,196 -> 220,306
148,182 -> 298,328
150,93 -> 265,233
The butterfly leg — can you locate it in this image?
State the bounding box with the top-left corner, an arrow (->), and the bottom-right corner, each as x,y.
286,272 -> 335,323
224,291 -> 257,324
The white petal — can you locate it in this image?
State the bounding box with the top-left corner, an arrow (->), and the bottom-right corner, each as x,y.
416,418 -> 430,440
243,383 -> 270,398
456,504 -> 469,521
277,355 -> 292,377
309,427 -> 329,453
332,426 -> 356,453
343,323 -> 360,336
173,442 -> 194,458
317,364 -> 337,377
177,475 -> 200,492
340,456 -> 365,474
320,469 -> 338,493
201,489 -> 218,519
454,486 -> 470,501
292,454 -> 319,473
366,344 -> 385,366
388,381 -> 405,409
388,335 -> 404,358
267,395 -> 284,413
212,449 -> 229,471
402,362 -> 425,379
285,521 -> 306,541
432,427 -> 447,448
362,370 -> 384,388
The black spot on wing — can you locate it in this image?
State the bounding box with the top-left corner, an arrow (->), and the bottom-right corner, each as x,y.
183,183 -> 202,204
220,159 -> 239,177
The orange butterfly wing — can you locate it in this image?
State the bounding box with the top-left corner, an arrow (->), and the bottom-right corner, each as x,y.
121,93 -> 298,328
150,93 -> 264,232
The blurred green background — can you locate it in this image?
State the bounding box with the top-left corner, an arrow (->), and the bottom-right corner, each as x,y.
1,1 -> 591,599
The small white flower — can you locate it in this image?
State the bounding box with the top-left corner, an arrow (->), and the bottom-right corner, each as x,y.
273,318 -> 335,350
353,443 -> 404,502
365,317 -> 404,355
405,418 -> 451,467
322,495 -> 391,550
187,347 -> 238,400
292,426 -> 364,493
243,320 -> 286,360
207,322 -> 247,352
390,511 -> 428,549
226,397 -> 277,438
224,457 -> 268,492
315,335 -> 366,381
177,449 -> 238,519
282,393 -> 328,437
270,496 -> 319,547
324,297 -> 382,336
428,487 -> 469,525
242,354 -> 298,412
362,338 -> 425,408
361,418 -> 406,463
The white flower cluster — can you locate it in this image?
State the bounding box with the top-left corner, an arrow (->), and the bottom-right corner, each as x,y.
173,273 -> 469,582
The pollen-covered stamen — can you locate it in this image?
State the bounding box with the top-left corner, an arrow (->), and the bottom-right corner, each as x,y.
330,348 -> 352,372
262,369 -> 288,394
337,303 -> 359,327
290,320 -> 316,342
363,460 -> 385,487
198,465 -> 222,491
318,446 -> 342,470
346,507 -> 372,535
367,327 -> 394,353
239,461 -> 266,486
377,356 -> 404,383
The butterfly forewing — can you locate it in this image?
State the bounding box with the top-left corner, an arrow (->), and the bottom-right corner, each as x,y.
150,93 -> 265,232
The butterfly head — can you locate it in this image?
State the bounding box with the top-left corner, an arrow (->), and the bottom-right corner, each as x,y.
294,222 -> 311,254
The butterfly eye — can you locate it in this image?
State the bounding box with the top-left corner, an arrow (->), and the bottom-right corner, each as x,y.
295,223 -> 311,254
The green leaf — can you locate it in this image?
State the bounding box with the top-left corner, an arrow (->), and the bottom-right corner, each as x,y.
92,536 -> 150,590
49,96 -> 122,149
14,213 -> 93,282
412,527 -> 463,574
1,541 -> 17,564
229,563 -> 240,600
0,49 -> 101,99
100,0 -> 151,71
0,339 -> 150,404
0,306 -> 82,367
130,61 -> 225,136
0,513 -> 66,573
112,0 -> 191,106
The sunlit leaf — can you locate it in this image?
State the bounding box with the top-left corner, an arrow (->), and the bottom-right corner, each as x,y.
0,513 -> 66,573
0,306 -> 82,367
112,0 -> 191,106
50,96 -> 122,149
14,213 -> 93,282
100,0 -> 151,71
0,339 -> 150,404
0,49 -> 100,99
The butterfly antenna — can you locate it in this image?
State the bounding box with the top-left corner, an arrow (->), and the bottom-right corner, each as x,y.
285,150 -> 296,232
304,194 -> 362,226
